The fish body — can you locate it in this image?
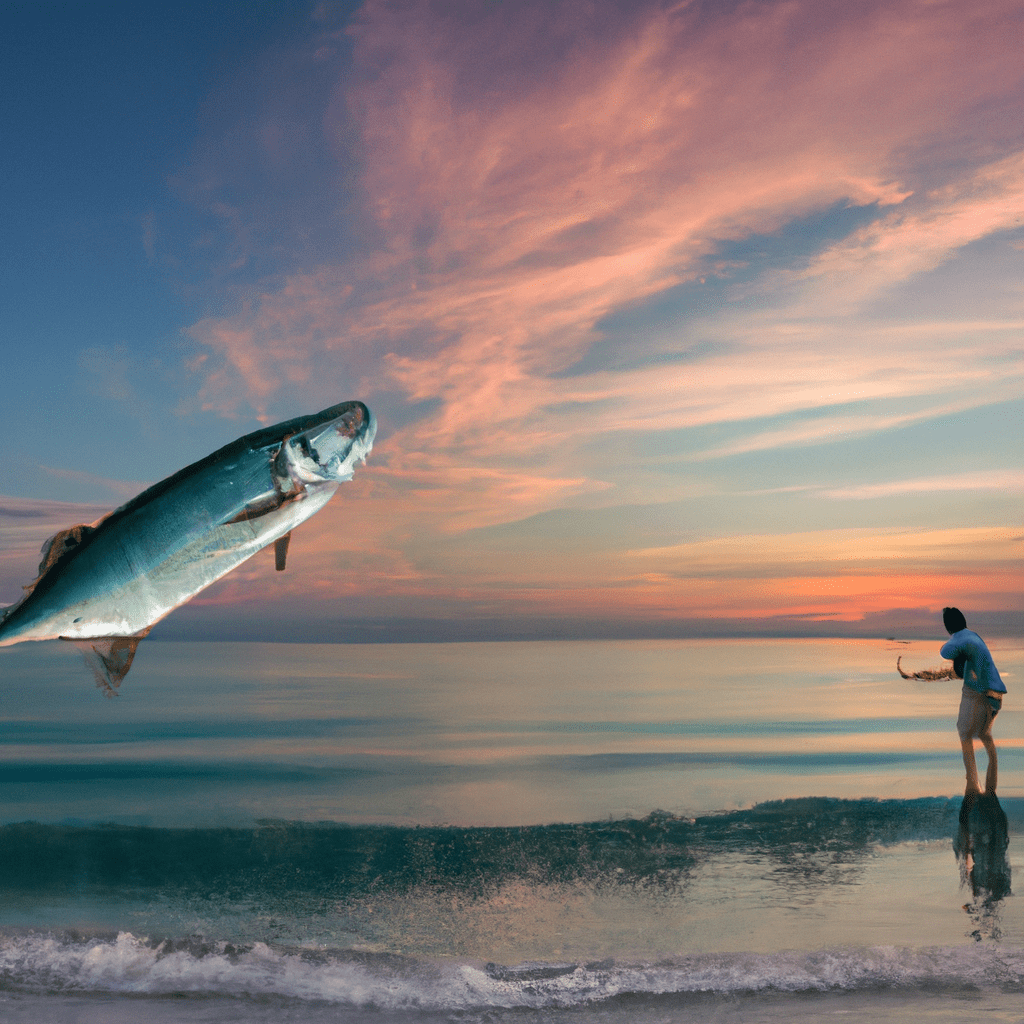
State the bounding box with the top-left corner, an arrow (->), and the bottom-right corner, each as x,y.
0,401 -> 375,649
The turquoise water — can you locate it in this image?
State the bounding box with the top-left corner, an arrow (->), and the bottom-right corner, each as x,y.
0,637 -> 1021,1020
2,637 -> 1020,826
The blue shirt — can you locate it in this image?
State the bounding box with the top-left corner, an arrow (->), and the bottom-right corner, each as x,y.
940,629 -> 1007,694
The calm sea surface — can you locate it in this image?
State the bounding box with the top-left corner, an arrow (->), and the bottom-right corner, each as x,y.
0,637 -> 1022,1022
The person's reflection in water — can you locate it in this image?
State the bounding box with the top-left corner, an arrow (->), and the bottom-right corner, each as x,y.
955,791 -> 1011,941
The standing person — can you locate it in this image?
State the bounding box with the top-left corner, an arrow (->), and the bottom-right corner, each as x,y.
941,607 -> 1007,795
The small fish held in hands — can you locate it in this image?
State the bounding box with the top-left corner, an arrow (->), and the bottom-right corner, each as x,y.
0,401 -> 375,693
896,656 -> 957,681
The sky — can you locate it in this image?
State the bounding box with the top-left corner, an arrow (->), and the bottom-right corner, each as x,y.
2,0 -> 1024,642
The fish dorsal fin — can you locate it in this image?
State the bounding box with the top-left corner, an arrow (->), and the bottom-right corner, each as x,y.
36,524 -> 95,579
1,520 -> 105,626
274,531 -> 291,571
63,629 -> 151,697
2,525 -> 99,622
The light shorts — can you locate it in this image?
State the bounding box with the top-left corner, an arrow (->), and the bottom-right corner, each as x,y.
957,686 -> 997,741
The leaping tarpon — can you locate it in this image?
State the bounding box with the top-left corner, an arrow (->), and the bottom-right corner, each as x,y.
0,401 -> 375,692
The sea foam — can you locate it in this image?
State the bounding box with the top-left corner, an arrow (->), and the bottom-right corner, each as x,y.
2,932 -> 1024,1009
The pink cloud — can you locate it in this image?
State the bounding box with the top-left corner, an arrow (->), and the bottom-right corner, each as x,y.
790,151 -> 1024,311
191,0 -> 1024,423
175,0 -> 1024,621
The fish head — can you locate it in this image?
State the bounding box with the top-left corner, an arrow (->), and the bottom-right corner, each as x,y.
280,401 -> 376,485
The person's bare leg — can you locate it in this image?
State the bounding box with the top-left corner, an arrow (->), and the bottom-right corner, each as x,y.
961,737 -> 981,793
981,732 -> 998,793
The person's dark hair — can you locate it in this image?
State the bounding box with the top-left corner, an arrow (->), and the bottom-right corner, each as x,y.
943,607 -> 967,634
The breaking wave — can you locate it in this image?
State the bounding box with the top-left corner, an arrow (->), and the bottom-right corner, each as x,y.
1,932 -> 1023,1007
0,796 -> 968,900
1,797 -> 1017,1010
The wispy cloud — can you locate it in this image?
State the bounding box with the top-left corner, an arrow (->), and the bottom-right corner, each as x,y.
166,0 -> 1024,625
189,0 -> 1024,435
786,150 -> 1024,313
632,527 -> 1024,572
825,471 -> 1024,500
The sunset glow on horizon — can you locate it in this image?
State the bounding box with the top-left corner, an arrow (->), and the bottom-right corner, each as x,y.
3,0 -> 1024,640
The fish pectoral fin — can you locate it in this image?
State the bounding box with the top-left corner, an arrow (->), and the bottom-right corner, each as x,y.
224,492 -> 288,524
224,481 -> 304,526
274,531 -> 291,571
62,628 -> 151,697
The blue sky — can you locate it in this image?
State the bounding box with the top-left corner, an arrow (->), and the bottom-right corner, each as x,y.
3,0 -> 1024,640
2,1 -> 349,493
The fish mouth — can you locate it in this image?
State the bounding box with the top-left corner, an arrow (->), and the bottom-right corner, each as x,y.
327,401 -> 373,440
290,401 -> 376,483
324,401 -> 376,458
319,401 -> 375,444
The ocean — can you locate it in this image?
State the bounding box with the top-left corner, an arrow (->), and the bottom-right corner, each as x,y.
0,636 -> 1021,1022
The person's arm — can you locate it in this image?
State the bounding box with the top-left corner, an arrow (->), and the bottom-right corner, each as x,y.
940,638 -> 966,679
